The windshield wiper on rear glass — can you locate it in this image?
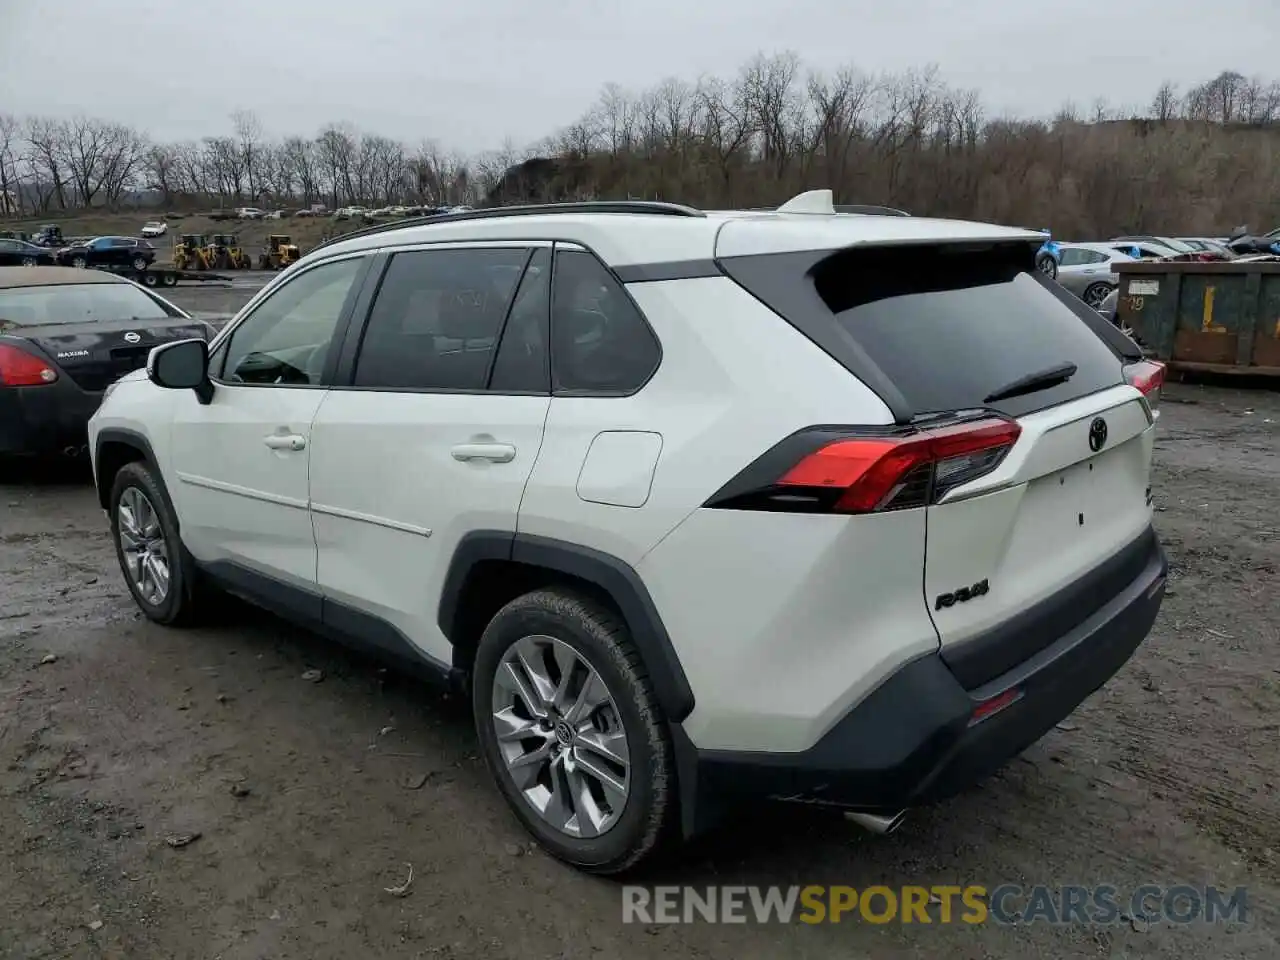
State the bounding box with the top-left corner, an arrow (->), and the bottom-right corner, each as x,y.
983,361 -> 1078,405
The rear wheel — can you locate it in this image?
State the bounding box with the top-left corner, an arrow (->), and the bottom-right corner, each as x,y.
71,255 -> 87,269
20,256 -> 36,267
1083,281 -> 1112,310
142,271 -> 159,287
472,589 -> 675,875
109,462 -> 199,625
1037,254 -> 1058,280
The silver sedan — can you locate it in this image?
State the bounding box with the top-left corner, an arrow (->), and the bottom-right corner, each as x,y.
1053,242 -> 1135,309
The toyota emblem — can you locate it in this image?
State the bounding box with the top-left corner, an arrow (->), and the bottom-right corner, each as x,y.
1088,417 -> 1108,452
123,331 -> 141,344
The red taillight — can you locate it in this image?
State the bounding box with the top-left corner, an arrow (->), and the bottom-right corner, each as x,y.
713,416 -> 1022,515
0,344 -> 57,387
1124,359 -> 1164,417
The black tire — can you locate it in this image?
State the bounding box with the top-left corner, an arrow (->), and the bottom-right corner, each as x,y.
108,461 -> 200,626
472,589 -> 676,875
1083,281 -> 1112,310
133,256 -> 148,271
20,256 -> 36,267
71,255 -> 87,269
1037,254 -> 1057,279
142,270 -> 159,287
162,272 -> 179,287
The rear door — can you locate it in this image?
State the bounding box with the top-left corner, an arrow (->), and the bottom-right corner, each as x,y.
308,242 -> 551,665
718,236 -> 1156,687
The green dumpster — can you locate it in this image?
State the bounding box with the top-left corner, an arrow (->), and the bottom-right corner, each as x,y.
1113,260 -> 1280,377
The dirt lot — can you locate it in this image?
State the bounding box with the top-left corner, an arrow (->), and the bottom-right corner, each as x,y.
2,350 -> 1278,955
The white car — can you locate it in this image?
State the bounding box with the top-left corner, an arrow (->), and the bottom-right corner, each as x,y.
140,221 -> 167,238
88,192 -> 1168,874
235,207 -> 265,220
1052,242 -> 1134,308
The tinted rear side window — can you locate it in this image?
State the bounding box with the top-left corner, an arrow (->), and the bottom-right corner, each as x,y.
353,247 -> 528,391
551,249 -> 660,395
723,242 -> 1125,420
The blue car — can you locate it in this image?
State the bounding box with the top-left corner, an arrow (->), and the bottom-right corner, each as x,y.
1033,231 -> 1061,278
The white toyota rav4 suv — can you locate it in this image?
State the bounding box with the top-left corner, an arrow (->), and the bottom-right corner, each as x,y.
89,191 -> 1168,874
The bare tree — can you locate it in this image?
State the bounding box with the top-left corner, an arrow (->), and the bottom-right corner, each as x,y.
0,113 -> 22,215
232,110 -> 265,200
24,117 -> 69,211
1150,82 -> 1180,123
316,123 -> 358,207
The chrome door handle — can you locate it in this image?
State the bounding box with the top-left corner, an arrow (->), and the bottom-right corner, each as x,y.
264,434 -> 306,451
451,442 -> 516,463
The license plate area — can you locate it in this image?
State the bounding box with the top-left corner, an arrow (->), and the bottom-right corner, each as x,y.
109,345 -> 152,375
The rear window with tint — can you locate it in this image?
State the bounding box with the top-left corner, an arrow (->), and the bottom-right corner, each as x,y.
726,242 -> 1126,419
0,282 -> 180,327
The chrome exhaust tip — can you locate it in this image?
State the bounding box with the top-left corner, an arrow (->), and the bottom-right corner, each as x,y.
844,810 -> 907,835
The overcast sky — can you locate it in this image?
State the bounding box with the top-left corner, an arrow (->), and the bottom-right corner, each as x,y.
2,0 -> 1275,154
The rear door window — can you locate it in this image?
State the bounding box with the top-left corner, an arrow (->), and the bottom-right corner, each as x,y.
352,247 -> 528,391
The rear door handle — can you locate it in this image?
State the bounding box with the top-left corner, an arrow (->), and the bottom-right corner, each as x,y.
451,442 -> 516,463
264,434 -> 306,452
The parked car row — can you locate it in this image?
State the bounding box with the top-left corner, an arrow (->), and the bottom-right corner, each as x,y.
1033,227 -> 1280,321
0,235 -> 157,271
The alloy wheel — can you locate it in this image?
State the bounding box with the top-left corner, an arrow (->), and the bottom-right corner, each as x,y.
117,487 -> 170,606
490,635 -> 631,838
1084,283 -> 1112,309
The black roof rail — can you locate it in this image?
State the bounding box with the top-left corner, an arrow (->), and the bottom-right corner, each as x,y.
834,204 -> 911,217
314,200 -> 706,252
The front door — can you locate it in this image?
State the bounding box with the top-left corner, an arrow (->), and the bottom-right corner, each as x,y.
168,254 -> 369,606
309,243 -> 552,664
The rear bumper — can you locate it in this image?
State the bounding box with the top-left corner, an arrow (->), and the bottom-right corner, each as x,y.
0,382 -> 102,456
677,527 -> 1167,829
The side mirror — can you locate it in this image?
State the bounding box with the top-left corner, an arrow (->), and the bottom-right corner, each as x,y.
148,338 -> 214,404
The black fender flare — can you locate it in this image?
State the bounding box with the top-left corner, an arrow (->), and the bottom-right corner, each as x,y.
93,427 -> 162,509
438,531 -> 695,723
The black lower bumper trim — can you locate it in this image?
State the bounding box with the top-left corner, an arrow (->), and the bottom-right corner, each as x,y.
683,527 -> 1167,822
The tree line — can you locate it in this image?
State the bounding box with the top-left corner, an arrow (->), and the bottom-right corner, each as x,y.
2,56 -> 1278,237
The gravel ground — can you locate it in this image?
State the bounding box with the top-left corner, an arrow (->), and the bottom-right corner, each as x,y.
1,316 -> 1278,956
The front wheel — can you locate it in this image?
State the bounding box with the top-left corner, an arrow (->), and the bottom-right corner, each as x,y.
109,461 -> 199,625
133,256 -> 149,271
472,589 -> 676,875
20,256 -> 37,267
1037,254 -> 1058,280
71,255 -> 87,269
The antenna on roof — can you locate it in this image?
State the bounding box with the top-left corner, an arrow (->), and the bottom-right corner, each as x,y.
777,189 -> 835,215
